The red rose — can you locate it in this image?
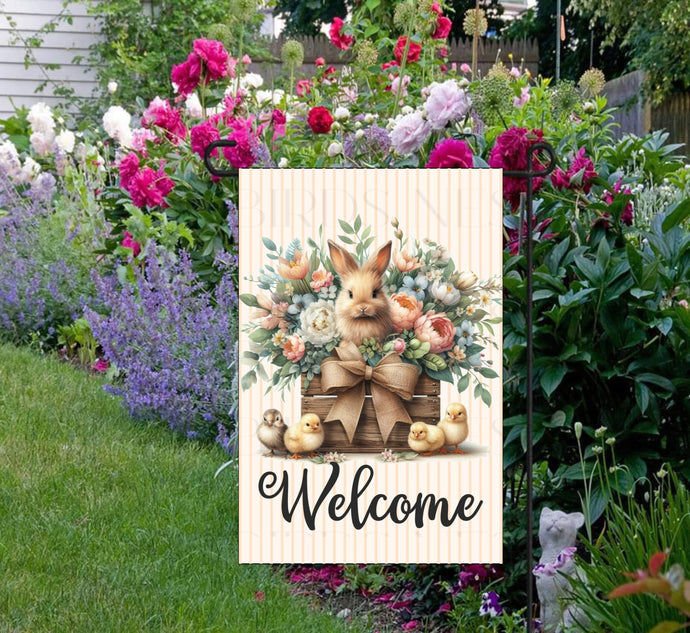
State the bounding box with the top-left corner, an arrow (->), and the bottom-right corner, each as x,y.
329,17 -> 353,50
394,36 -> 422,63
308,107 -> 334,134
433,16 -> 452,39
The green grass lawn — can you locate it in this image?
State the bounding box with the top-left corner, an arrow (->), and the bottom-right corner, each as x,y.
0,344 -> 354,633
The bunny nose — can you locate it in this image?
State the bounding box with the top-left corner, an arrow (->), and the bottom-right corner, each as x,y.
358,305 -> 368,313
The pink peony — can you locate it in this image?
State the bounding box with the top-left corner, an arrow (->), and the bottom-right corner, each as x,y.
93,359 -> 110,373
425,79 -> 471,130
315,57 -> 325,66
118,152 -> 140,190
121,231 -> 141,257
142,97 -> 187,143
272,109 -> 286,126
223,124 -> 256,169
394,36 -> 422,64
431,2 -> 442,14
193,38 -> 230,81
414,310 -> 455,353
551,147 -> 597,194
130,128 -> 157,154
513,86 -> 530,107
171,52 -> 202,98
329,17 -> 353,51
242,54 -> 252,65
393,338 -> 406,354
488,127 -> 545,209
460,63 -> 471,73
296,79 -> 312,97
190,121 -> 220,158
433,15 -> 452,39
310,269 -> 334,290
601,177 -> 634,226
390,292 -> 424,333
426,138 -> 474,168
283,334 -> 306,362
127,165 -> 174,208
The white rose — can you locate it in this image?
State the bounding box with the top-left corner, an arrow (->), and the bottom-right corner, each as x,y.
278,157 -> 288,168
55,129 -> 76,153
20,156 -> 41,183
27,102 -> 55,134
299,300 -> 339,345
30,130 -> 55,157
185,93 -> 203,118
334,106 -> 350,120
431,279 -> 461,306
102,105 -> 132,145
108,80 -> 118,94
327,141 -> 343,157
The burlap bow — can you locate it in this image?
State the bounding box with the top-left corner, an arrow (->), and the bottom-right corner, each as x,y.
320,341 -> 419,443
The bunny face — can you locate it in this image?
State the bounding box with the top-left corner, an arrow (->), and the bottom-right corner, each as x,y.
328,239 -> 393,346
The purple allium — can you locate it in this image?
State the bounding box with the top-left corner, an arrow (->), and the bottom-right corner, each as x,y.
343,125 -> 392,160
85,246 -> 238,439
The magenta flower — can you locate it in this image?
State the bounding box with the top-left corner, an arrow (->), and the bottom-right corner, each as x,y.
329,17 -> 353,50
193,38 -> 230,81
190,121 -> 220,159
118,152 -> 140,191
121,231 -> 142,257
93,358 -> 110,373
223,124 -> 256,169
142,97 -> 187,143
127,166 -> 174,209
433,15 -> 452,39
171,52 -> 202,98
598,177 -> 634,227
551,147 -> 597,193
426,138 -> 474,168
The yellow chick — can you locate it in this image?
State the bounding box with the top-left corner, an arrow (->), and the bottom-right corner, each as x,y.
408,422 -> 445,455
284,413 -> 325,459
257,408 -> 286,456
438,403 -> 469,454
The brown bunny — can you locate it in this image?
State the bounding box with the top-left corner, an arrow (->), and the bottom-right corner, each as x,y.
328,239 -> 393,346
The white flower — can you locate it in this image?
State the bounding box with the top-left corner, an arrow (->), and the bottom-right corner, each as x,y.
327,141 -> 343,157
458,78 -> 470,89
431,279 -> 461,305
27,102 -> 55,134
102,105 -> 132,146
390,111 -> 431,156
20,156 -> 41,183
401,105 -> 414,115
240,72 -> 264,90
255,89 -> 273,105
278,157 -> 288,168
107,80 -> 118,94
272,89 -> 286,106
185,93 -> 203,118
334,106 -> 350,120
424,79 -> 471,130
299,300 -> 339,345
54,129 -> 75,153
364,113 -> 375,124
354,121 -> 362,130
355,129 -> 365,140
29,130 -> 55,157
0,140 -> 21,179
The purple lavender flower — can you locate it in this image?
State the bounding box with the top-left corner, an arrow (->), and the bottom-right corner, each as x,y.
226,199 -> 239,243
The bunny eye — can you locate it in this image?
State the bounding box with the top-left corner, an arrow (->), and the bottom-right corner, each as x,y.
372,289 -> 378,298
348,290 -> 353,299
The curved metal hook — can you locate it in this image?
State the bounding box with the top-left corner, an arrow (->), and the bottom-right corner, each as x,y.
204,139 -> 239,178
504,141 -> 558,179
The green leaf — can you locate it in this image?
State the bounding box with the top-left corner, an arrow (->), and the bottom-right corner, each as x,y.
661,197 -> 690,232
354,215 -> 362,232
239,293 -> 259,307
249,328 -> 274,343
338,219 -> 354,234
649,622 -> 687,633
241,370 -> 257,391
456,372 -> 470,393
636,373 -> 675,393
540,364 -> 567,398
635,381 -> 651,414
262,237 -> 277,251
478,367 -> 499,379
548,410 -> 567,427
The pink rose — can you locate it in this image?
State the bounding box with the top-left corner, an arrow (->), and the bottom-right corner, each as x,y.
390,292 -> 424,333
460,63 -> 471,73
296,79 -> 312,97
121,231 -> 141,257
193,38 -> 230,81
393,338 -> 406,354
310,269 -> 334,291
242,54 -> 252,64
283,334 -> 305,362
190,121 -> 220,158
414,310 -> 455,353
329,17 -> 353,51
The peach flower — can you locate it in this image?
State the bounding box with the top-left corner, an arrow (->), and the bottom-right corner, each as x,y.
283,334 -> 306,362
414,310 -> 455,353
310,269 -> 334,291
390,292 -> 424,332
393,249 -> 422,273
393,338 -> 406,354
252,292 -> 289,330
277,249 -> 309,280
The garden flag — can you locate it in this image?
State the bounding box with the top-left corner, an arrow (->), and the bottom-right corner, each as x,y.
238,169 -> 503,563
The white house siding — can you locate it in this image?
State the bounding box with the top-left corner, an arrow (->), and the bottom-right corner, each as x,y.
0,0 -> 99,119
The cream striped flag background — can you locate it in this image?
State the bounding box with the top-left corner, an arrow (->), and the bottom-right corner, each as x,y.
238,169 -> 503,563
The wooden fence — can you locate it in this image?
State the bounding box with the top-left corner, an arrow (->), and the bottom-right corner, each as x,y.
251,35 -> 539,81
603,71 -> 690,156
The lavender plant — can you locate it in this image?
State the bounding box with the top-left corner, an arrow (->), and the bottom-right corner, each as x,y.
85,247 -> 238,440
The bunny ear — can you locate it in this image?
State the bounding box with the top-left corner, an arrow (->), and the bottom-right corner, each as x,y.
365,241 -> 392,277
328,239 -> 358,276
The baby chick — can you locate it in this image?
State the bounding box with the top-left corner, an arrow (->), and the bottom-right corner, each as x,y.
408,422 -> 446,456
437,403 -> 469,454
284,413 -> 324,459
257,408 -> 286,456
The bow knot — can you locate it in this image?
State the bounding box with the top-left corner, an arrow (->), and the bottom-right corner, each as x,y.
320,341 -> 419,443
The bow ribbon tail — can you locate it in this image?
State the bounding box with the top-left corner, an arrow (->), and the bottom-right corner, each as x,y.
323,382 -> 366,444
370,382 -> 414,443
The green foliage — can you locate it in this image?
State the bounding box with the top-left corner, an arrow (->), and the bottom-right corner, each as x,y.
275,0 -> 349,36
57,317 -> 98,366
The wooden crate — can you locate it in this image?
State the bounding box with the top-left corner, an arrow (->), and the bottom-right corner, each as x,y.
301,374 -> 441,453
